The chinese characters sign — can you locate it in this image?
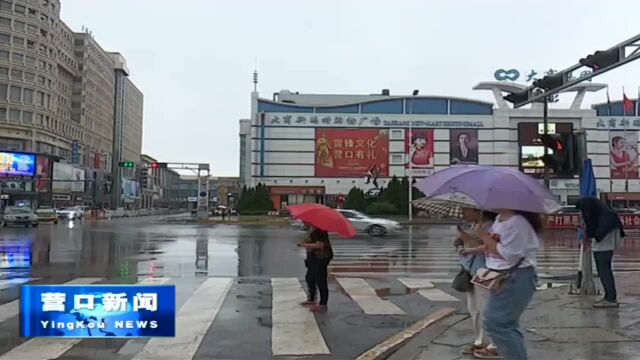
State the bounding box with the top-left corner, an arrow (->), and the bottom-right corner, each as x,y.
609,131 -> 639,179
597,117 -> 640,129
20,285 -> 175,337
546,213 -> 640,229
315,129 -> 389,177
265,114 -> 485,128
406,129 -> 434,168
493,68 -> 593,84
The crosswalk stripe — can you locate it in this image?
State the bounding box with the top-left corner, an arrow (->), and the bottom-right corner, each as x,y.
397,278 -> 435,289
336,278 -> 405,315
0,277 -> 103,360
132,277 -> 233,360
271,278 -> 331,356
0,278 -> 37,291
417,288 -> 460,302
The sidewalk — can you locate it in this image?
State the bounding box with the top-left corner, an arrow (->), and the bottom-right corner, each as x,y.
390,273 -> 640,360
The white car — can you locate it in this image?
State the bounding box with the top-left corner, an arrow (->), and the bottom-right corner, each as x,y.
337,209 -> 401,236
57,206 -> 84,220
2,206 -> 38,227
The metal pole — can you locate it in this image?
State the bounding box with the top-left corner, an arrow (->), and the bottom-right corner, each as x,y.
543,97 -> 550,187
408,98 -> 413,222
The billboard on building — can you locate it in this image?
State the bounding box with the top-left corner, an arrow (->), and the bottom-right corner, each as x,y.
609,131 -> 639,179
52,163 -> 84,193
450,129 -> 478,165
0,151 -> 36,177
314,129 -> 389,177
405,129 -> 434,168
122,179 -> 140,201
518,122 -> 573,177
36,156 -> 50,192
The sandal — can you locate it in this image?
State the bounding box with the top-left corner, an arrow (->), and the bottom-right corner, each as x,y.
474,347 -> 503,359
462,344 -> 483,355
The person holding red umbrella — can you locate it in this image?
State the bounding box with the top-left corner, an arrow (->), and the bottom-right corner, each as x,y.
298,226 -> 333,312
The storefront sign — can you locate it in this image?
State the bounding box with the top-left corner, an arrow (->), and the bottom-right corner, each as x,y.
270,186 -> 325,195
264,114 -> 485,128
315,129 -> 389,177
597,117 -> 640,129
494,68 -> 592,84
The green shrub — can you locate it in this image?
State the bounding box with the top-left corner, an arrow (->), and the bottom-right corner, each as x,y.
366,201 -> 399,215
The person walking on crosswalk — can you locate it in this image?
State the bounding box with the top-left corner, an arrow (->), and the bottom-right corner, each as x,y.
456,208 -> 500,359
299,226 -> 334,312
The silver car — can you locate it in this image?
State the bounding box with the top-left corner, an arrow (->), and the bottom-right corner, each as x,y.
337,209 -> 401,236
2,206 -> 39,227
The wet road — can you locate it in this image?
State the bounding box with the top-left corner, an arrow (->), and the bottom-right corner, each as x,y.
0,217 -> 638,359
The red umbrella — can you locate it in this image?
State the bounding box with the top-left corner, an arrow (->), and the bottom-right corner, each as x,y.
288,203 -> 357,238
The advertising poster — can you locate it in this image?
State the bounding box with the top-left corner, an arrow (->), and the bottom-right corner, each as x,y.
449,129 -> 478,165
72,168 -> 85,192
52,162 -> 76,193
315,129 -> 389,177
36,156 -> 50,192
0,151 -> 36,177
405,129 -> 434,168
610,131 -> 639,179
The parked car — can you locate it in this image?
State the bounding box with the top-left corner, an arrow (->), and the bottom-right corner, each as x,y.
57,206 -> 83,220
2,206 -> 38,227
337,209 -> 401,236
36,208 -> 59,224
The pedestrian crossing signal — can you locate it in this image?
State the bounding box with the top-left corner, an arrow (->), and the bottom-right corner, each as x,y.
540,133 -> 578,175
150,162 -> 168,169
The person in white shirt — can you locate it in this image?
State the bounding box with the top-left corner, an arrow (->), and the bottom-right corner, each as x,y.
471,210 -> 541,360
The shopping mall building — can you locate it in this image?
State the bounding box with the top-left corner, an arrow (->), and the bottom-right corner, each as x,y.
239,82 -> 640,210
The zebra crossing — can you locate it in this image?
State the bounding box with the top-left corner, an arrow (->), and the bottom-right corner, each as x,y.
0,274 -> 464,360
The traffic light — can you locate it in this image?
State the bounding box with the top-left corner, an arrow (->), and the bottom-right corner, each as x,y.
119,161 -> 135,168
540,133 -> 579,176
579,49 -> 620,71
149,162 -> 168,169
533,72 -> 564,90
139,168 -> 149,189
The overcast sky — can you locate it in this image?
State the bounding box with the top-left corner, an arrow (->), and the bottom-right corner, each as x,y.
60,0 -> 640,176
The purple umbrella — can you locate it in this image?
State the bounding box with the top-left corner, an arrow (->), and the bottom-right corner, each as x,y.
414,165 -> 562,214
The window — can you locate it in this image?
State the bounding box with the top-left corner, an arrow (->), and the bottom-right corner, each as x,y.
28,8 -> 36,18
0,83 -> 6,99
0,67 -> 7,78
26,39 -> 34,49
24,72 -> 34,81
0,1 -> 11,12
23,111 -> 32,123
39,29 -> 47,38
391,154 -> 404,164
36,113 -> 43,125
0,50 -> 7,60
23,88 -> 33,103
14,20 -> 25,31
14,4 -> 26,14
46,94 -> 50,108
37,59 -> 45,69
0,107 -> 5,120
8,109 -> 20,121
25,55 -> 35,65
9,86 -> 20,101
391,129 -> 403,140
13,36 -> 24,47
0,16 -> 10,27
36,91 -> 43,106
26,24 -> 37,34
0,33 -> 9,43
10,69 -> 21,79
11,53 -> 23,63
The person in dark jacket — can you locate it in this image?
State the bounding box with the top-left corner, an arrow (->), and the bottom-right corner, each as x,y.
298,227 -> 333,312
576,198 -> 625,308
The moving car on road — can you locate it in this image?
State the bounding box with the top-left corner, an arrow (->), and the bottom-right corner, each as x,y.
2,206 -> 38,227
57,206 -> 83,220
337,209 -> 400,236
36,208 -> 59,224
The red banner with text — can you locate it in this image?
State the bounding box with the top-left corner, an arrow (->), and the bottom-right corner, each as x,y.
315,129 -> 389,177
546,213 -> 640,229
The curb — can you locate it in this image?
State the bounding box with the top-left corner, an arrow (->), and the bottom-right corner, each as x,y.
354,307 -> 456,360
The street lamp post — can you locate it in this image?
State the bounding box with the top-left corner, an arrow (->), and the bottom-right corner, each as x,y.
408,90 -> 419,222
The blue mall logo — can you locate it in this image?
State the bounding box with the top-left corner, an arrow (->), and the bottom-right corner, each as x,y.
494,69 -> 520,81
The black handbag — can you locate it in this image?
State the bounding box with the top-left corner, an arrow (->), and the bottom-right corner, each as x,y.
452,255 -> 475,292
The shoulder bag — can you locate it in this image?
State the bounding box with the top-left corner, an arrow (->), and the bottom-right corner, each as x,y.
452,255 -> 476,292
470,258 -> 525,291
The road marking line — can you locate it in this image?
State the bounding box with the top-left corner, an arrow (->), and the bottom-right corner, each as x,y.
271,278 -> 330,356
0,278 -> 103,360
417,288 -> 460,302
132,277 -> 232,360
336,278 -> 405,315
355,307 -> 456,360
397,278 -> 435,289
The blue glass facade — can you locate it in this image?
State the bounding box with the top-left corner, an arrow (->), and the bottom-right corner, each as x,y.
593,101 -> 638,117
